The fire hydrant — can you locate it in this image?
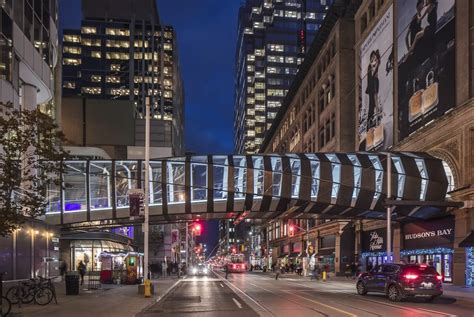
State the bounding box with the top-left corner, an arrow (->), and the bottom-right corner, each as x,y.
144,279 -> 151,298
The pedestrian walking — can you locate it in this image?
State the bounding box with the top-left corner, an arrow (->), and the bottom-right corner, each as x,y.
345,263 -> 351,279
367,261 -> 373,272
78,260 -> 86,285
59,259 -> 67,277
275,265 -> 282,280
162,261 -> 168,277
225,265 -> 229,279
351,262 -> 357,279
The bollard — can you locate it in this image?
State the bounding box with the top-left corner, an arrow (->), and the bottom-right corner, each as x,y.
322,271 -> 327,282
144,279 -> 151,298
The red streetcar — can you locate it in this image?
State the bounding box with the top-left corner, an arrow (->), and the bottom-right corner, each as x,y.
224,253 -> 247,273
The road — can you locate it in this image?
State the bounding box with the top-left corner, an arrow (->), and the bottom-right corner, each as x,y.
142,271 -> 474,317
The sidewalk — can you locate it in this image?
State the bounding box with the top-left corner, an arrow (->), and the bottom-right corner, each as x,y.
248,271 -> 474,300
9,278 -> 179,317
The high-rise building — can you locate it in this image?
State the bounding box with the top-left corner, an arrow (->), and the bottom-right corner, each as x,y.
61,0 -> 184,158
234,0 -> 331,154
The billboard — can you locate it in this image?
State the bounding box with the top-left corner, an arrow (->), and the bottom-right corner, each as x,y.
397,0 -> 455,139
358,6 -> 394,151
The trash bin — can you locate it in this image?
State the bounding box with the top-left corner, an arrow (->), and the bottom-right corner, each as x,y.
65,273 -> 80,295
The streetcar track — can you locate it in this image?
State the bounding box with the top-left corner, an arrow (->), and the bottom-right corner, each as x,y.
248,282 -> 331,317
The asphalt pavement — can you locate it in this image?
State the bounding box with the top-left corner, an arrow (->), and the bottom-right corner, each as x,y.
142,270 -> 474,317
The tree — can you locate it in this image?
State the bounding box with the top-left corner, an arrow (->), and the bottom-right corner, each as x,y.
0,102 -> 69,236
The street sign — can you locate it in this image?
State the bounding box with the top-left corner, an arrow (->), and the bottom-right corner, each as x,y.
129,189 -> 145,219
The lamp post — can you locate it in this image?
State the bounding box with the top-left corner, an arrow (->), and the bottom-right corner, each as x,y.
143,97 -> 151,281
386,153 -> 392,263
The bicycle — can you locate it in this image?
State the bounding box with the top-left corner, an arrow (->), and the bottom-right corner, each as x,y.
6,278 -> 40,305
0,272 -> 12,316
34,277 -> 57,306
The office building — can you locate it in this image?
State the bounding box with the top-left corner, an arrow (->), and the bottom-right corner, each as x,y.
61,0 -> 184,158
234,0 -> 332,154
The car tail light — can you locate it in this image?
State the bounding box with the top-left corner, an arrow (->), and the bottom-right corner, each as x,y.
241,265 -> 245,269
403,274 -> 419,281
233,264 -> 237,269
436,275 -> 443,281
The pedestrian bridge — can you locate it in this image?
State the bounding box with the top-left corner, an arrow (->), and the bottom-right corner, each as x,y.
43,152 -> 450,227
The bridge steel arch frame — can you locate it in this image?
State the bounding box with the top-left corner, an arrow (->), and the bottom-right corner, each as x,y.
43,152 -> 449,227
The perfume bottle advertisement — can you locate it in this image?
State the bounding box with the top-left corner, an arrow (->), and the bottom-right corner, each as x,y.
358,5 -> 394,152
397,0 -> 456,140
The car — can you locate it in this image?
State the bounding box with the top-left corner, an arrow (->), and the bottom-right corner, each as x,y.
190,263 -> 209,276
356,263 -> 443,302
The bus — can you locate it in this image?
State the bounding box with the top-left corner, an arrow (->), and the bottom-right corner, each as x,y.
224,253 -> 247,273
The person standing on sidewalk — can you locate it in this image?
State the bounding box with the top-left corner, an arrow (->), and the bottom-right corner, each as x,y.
78,260 -> 86,285
162,261 -> 168,277
275,264 -> 282,280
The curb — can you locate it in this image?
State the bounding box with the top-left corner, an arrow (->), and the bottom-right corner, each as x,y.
135,279 -> 182,316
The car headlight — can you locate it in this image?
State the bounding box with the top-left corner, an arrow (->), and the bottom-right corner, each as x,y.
203,268 -> 208,274
192,268 -> 197,274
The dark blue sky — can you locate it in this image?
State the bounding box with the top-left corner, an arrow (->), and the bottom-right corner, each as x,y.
59,0 -> 239,155
59,0 -> 241,253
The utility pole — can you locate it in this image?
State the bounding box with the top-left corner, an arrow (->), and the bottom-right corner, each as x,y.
143,96 -> 151,280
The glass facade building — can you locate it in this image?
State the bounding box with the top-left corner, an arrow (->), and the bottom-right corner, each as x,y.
234,0 -> 331,154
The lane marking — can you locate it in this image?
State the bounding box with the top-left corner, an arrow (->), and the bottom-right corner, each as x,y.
220,283 -> 224,288
283,280 -> 455,317
233,297 -> 243,309
212,270 -> 275,316
282,291 -> 359,317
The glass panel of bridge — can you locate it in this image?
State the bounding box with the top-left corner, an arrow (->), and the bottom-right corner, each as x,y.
63,161 -> 87,212
150,162 -> 162,205
46,170 -> 61,214
233,156 -> 246,199
326,154 -> 341,204
191,163 -> 207,201
308,158 -> 320,200
89,162 -> 112,210
213,156 -> 228,200
270,156 -> 282,196
392,156 -> 405,199
142,162 -> 162,205
115,161 -> 139,208
253,156 -> 264,196
369,155 -> 384,205
290,158 -> 301,198
167,161 -> 185,203
348,155 -> 361,205
415,158 -> 428,201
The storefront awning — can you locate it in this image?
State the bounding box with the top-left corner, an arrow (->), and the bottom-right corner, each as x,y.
316,248 -> 335,256
278,253 -> 288,258
459,232 -> 474,247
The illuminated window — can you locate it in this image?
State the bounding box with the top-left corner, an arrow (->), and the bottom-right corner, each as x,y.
134,40 -> 149,48
255,83 -> 265,89
163,90 -> 173,98
106,40 -> 130,48
64,35 -> 81,43
267,55 -> 284,63
285,11 -> 298,18
63,58 -> 81,66
105,76 -> 120,83
110,64 -> 121,71
109,88 -> 130,96
255,49 -> 265,56
63,81 -> 76,89
164,43 -> 172,51
164,31 -> 173,39
267,89 -> 285,97
106,28 -> 130,36
90,75 -> 101,83
81,26 -> 96,34
82,38 -> 101,46
63,46 -> 81,54
91,51 -> 101,58
247,54 -> 255,62
81,87 -> 101,95
106,52 -> 129,60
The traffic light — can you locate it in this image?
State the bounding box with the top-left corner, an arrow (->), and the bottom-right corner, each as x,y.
192,222 -> 202,236
289,225 -> 295,237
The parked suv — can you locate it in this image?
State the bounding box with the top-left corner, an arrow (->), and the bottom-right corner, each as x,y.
356,263 -> 443,302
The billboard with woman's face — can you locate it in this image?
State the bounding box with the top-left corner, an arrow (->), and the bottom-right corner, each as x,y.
358,6 -> 394,151
397,0 -> 455,140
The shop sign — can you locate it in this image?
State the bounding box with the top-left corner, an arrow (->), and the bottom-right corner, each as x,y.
362,228 -> 390,252
403,217 -> 454,250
